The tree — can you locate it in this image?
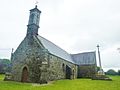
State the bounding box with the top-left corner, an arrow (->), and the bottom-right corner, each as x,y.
0,63 -> 4,73
0,59 -> 11,74
106,69 -> 117,75
118,70 -> 120,75
97,67 -> 100,71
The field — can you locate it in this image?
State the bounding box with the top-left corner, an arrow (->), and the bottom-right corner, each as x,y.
0,75 -> 120,90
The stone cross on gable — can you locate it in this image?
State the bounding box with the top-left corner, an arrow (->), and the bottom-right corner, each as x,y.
12,48 -> 14,53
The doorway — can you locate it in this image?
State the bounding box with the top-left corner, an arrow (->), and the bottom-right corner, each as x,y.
66,65 -> 72,79
21,67 -> 28,82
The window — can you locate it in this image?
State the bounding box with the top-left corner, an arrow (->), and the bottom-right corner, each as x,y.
30,14 -> 34,23
62,63 -> 65,72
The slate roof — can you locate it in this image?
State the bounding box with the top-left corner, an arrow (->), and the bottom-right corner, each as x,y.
71,52 -> 96,65
35,35 -> 96,65
37,35 -> 74,63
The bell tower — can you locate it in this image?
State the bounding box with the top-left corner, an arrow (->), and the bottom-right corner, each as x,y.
27,5 -> 41,36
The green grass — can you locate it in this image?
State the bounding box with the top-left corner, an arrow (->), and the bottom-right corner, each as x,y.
0,75 -> 120,90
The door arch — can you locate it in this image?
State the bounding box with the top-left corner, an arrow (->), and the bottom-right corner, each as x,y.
72,69 -> 75,79
66,65 -> 72,79
21,67 -> 28,82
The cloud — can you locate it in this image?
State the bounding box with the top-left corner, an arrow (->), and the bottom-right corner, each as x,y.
101,44 -> 120,69
0,0 -> 120,70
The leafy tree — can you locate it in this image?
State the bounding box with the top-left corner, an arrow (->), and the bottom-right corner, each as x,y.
97,67 -> 100,71
118,70 -> 120,75
106,69 -> 118,75
0,59 -> 11,74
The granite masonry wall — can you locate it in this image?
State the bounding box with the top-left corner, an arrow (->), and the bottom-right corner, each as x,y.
11,35 -> 77,83
77,65 -> 97,78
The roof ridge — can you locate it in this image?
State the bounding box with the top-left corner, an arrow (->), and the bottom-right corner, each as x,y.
71,51 -> 96,55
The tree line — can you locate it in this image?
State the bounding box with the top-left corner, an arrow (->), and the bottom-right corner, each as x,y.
105,69 -> 120,75
0,59 -> 120,76
0,59 -> 11,74
97,67 -> 120,75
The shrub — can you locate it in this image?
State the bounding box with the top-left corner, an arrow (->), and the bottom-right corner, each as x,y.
118,70 -> 120,75
0,59 -> 11,74
106,69 -> 117,75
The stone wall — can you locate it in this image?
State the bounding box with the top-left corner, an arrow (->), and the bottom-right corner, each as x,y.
11,35 -> 77,83
11,35 -> 47,83
47,54 -> 78,81
77,65 -> 97,78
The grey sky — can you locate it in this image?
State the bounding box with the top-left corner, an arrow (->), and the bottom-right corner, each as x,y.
0,0 -> 120,71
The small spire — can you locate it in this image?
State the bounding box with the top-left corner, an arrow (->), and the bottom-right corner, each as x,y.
35,5 -> 37,8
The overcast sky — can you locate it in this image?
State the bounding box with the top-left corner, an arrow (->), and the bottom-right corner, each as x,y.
0,0 -> 120,71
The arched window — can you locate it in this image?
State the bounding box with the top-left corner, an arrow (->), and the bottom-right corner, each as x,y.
30,14 -> 34,23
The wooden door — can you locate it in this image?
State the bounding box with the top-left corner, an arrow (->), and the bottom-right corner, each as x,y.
21,67 -> 28,82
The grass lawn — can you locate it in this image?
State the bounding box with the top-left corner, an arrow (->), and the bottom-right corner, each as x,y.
0,75 -> 120,90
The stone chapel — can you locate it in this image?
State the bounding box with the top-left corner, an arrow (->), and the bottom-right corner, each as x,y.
8,6 -> 97,83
